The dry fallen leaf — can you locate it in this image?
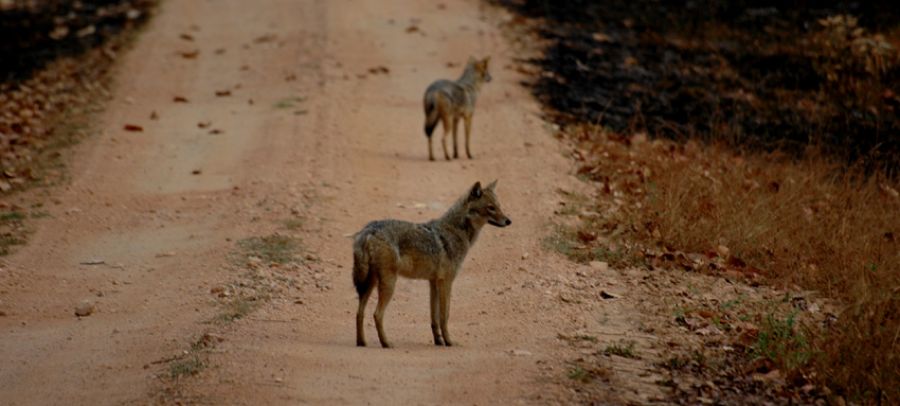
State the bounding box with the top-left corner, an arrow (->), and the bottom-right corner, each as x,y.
215,90 -> 231,97
173,96 -> 189,103
76,25 -> 95,38
197,121 -> 211,129
577,230 -> 597,242
179,50 -> 200,59
592,32 -> 612,42
879,183 -> 899,198
179,33 -> 194,41
253,34 -> 276,43
123,124 -> 143,132
49,25 -> 69,40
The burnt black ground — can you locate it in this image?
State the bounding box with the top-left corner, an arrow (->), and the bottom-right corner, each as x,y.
1,0 -> 154,84
493,0 -> 900,175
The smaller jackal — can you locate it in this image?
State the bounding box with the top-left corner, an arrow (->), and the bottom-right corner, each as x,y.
423,56 -> 492,161
353,180 -> 511,348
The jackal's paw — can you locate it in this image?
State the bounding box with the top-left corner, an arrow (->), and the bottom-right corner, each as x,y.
443,340 -> 454,347
434,337 -> 445,346
380,341 -> 393,349
356,340 -> 366,347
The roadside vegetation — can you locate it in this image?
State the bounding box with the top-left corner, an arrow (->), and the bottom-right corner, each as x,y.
496,0 -> 899,403
0,0 -> 156,254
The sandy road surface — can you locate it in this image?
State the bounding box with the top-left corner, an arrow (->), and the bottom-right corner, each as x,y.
1,0 -> 668,404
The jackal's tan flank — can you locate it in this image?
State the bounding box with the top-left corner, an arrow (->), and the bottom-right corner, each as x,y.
353,181 -> 511,348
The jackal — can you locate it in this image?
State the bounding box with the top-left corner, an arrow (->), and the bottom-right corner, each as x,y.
423,56 -> 492,161
353,180 -> 511,348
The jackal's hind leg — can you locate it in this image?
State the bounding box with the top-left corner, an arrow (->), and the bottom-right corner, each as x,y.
356,277 -> 376,347
373,274 -> 397,348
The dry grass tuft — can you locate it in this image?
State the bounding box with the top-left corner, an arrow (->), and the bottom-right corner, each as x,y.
566,123 -> 899,402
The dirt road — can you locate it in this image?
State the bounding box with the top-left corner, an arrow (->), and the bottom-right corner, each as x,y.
0,0 -> 668,404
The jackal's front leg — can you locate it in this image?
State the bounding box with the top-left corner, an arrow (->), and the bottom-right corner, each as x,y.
440,126 -> 451,161
464,115 -> 474,159
452,117 -> 460,159
438,279 -> 454,346
429,280 -> 444,345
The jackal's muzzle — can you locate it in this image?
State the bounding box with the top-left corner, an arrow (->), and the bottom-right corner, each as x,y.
488,217 -> 511,227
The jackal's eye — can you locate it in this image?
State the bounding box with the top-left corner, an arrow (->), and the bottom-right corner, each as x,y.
487,205 -> 496,212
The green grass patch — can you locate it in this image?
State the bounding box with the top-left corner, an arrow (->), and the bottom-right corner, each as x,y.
567,366 -> 590,382
543,224 -> 641,267
274,96 -> 306,109
751,311 -> 811,371
0,234 -> 26,256
603,340 -> 639,359
169,355 -> 204,379
0,211 -> 26,222
282,217 -> 305,231
237,234 -> 301,264
212,297 -> 257,324
0,210 -> 28,256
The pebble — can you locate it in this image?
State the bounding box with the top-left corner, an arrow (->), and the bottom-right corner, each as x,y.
75,300 -> 94,317
600,290 -> 620,299
589,261 -> 608,272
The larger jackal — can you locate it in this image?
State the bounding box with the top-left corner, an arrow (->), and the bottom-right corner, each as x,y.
353,180 -> 511,348
423,57 -> 492,161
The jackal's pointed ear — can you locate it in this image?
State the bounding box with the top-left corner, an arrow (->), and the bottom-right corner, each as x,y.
469,181 -> 483,200
482,56 -> 491,67
486,179 -> 498,191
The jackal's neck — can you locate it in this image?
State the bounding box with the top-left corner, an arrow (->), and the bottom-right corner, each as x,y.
456,64 -> 483,93
438,195 -> 483,245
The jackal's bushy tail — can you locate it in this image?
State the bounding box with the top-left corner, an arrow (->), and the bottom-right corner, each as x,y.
352,234 -> 371,296
423,92 -> 439,138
